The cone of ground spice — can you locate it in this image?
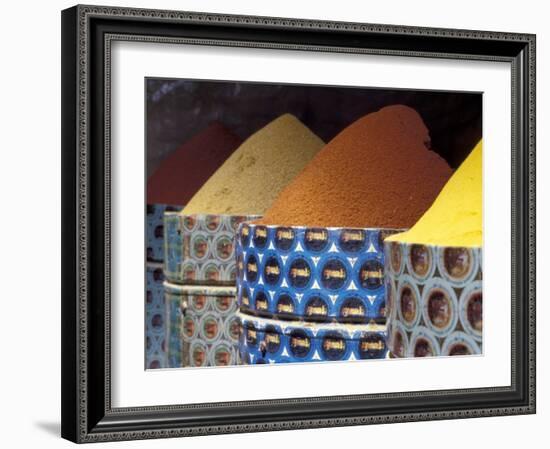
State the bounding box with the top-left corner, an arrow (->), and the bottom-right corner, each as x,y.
386,140 -> 482,247
182,114 -> 325,215
256,105 -> 453,229
147,122 -> 242,205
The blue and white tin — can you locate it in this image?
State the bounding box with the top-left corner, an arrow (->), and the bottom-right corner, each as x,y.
235,224 -> 401,324
147,203 -> 183,262
145,262 -> 167,369
238,313 -> 388,365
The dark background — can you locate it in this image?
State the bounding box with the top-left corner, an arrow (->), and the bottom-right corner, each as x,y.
146,78 -> 482,177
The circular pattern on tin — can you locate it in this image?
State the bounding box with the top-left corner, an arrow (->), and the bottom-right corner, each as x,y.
200,260 -> 223,283
213,232 -> 234,261
459,280 -> 483,341
152,267 -> 164,283
386,241 -> 404,276
437,246 -> 479,287
319,331 -> 350,361
263,324 -> 284,356
357,332 -> 387,359
149,311 -> 164,335
388,320 -> 409,358
213,295 -> 236,316
319,254 -> 351,292
252,287 -> 270,316
337,228 -> 368,254
189,339 -> 208,367
188,294 -> 210,314
303,227 -> 331,253
274,291 -> 297,320
286,255 -> 314,290
406,244 -> 436,283
303,292 -> 332,323
224,315 -> 242,343
239,223 -> 252,249
396,275 -> 422,331
408,326 -> 441,358
442,331 -> 481,356
337,294 -> 368,324
204,214 -> 223,233
182,315 -> 199,342
357,256 -> 384,292
273,226 -> 297,252
208,341 -> 235,367
245,253 -> 260,284
252,225 -> 270,249
262,252 -> 283,287
288,327 -> 314,360
190,232 -> 210,261
180,260 -> 199,283
198,312 -> 223,344
422,277 -> 458,338
181,215 -> 198,232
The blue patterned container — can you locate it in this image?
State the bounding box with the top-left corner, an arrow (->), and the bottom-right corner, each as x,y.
238,313 -> 388,364
146,204 -> 183,262
145,262 -> 168,369
235,224 -> 401,324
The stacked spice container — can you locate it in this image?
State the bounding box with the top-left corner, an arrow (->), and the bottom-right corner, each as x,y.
147,123 -> 243,369
236,106 -> 454,365
163,114 -> 325,367
384,141 -> 483,358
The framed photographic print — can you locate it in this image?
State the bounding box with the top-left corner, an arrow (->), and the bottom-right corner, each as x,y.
61,4 -> 536,443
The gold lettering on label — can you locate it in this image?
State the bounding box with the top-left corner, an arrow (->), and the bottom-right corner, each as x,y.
341,231 -> 364,242
265,334 -> 280,344
291,337 -> 310,349
361,270 -> 383,280
306,230 -> 328,241
256,299 -> 268,310
255,228 -> 267,238
247,263 -> 257,273
306,305 -> 327,315
324,268 -> 346,279
265,265 -> 280,275
324,339 -> 345,350
291,267 -> 310,277
277,303 -> 294,313
341,306 -> 364,316
277,229 -> 293,240
361,341 -> 384,351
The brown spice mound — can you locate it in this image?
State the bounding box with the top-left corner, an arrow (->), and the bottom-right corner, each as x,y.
256,105 -> 453,229
147,122 -> 241,205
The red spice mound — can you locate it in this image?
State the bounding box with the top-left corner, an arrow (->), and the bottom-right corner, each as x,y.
147,122 -> 242,205
257,105 -> 453,229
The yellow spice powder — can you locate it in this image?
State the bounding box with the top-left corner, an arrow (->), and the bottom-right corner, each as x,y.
386,140 -> 482,247
181,114 -> 324,215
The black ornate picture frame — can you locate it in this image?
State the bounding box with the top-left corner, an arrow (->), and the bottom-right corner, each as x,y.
61,4 -> 536,443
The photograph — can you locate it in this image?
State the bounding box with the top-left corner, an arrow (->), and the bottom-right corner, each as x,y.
145,79 -> 483,369
57,2 -> 537,443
